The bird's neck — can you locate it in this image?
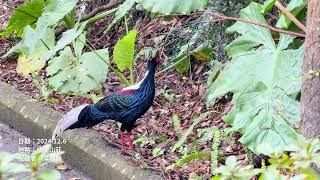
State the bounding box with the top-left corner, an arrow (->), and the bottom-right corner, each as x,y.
140,69 -> 155,87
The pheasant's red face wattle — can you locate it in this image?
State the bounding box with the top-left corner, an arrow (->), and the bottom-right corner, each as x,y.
155,57 -> 160,64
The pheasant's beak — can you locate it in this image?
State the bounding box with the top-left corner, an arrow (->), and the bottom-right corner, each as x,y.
51,104 -> 88,140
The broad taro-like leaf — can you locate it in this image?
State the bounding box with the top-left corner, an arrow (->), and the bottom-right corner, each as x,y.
104,0 -> 136,33
135,0 -> 208,15
37,0 -> 79,27
2,0 -> 44,37
42,22 -> 86,61
261,0 -> 276,14
47,33 -> 109,94
276,0 -> 307,29
205,2 -> 303,154
4,25 -> 55,76
113,29 -> 137,72
173,32 -> 212,73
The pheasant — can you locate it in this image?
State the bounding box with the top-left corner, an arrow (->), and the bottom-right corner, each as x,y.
52,57 -> 160,151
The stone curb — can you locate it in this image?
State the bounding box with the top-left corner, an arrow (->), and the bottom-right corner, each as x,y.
0,81 -> 163,180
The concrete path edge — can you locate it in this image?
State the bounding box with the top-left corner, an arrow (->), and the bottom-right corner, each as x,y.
0,81 -> 163,180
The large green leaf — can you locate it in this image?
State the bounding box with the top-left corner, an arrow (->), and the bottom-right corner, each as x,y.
276,0 -> 307,29
42,22 -> 87,61
113,29 -> 137,72
135,0 -> 208,15
205,2 -> 303,154
104,0 -> 136,33
37,0 -> 79,27
47,33 -> 109,94
4,25 -> 55,76
261,0 -> 276,14
2,0 -> 44,37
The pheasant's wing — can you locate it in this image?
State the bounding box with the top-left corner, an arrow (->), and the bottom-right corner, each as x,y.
94,92 -> 134,112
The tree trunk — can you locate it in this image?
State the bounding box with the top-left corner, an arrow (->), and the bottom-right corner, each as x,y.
300,0 -> 320,138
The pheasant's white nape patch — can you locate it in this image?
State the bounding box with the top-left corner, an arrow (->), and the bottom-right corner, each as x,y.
52,104 -> 88,139
122,70 -> 149,90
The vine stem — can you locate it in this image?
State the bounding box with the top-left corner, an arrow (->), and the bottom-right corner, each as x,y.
202,10 -> 306,38
80,39 -> 130,87
274,0 -> 307,33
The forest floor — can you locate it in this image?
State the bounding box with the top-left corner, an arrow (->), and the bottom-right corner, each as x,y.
0,1 -> 256,179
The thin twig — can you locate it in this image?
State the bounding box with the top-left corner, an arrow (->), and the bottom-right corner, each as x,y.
203,10 -> 306,38
275,0 -> 307,33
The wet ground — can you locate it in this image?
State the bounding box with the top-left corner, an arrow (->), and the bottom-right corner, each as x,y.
0,122 -> 92,180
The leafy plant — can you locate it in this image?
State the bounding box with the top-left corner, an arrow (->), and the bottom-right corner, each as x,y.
42,22 -> 87,61
211,127 -> 220,175
133,136 -> 168,148
168,151 -> 210,169
172,33 -> 213,73
152,147 -> 164,157
103,0 -> 208,33
113,29 -> 138,85
104,0 -> 136,33
46,33 -> 109,94
276,0 -> 307,29
4,25 -> 55,76
136,0 -> 208,15
0,144 -> 62,180
285,137 -> 320,169
205,2 -> 303,154
1,0 -> 44,37
36,0 -> 79,27
171,116 -> 201,153
172,114 -> 182,136
212,156 -> 261,180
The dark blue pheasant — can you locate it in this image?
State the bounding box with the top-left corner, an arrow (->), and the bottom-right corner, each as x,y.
52,57 -> 160,151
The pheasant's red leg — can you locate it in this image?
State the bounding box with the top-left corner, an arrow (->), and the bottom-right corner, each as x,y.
121,132 -> 125,151
127,132 -> 133,150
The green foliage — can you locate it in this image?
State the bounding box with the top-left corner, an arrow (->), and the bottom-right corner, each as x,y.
113,29 -> 137,84
285,137 -> 320,169
276,0 -> 307,29
42,22 -> 87,61
261,0 -> 276,14
47,33 -> 109,94
4,25 -> 55,76
172,114 -> 182,136
2,0 -> 44,37
171,32 -> 213,73
212,136 -> 320,180
0,144 -> 62,180
211,127 -> 220,175
213,156 -> 261,180
258,137 -> 320,180
104,0 -> 136,33
136,0 -> 208,15
152,147 -> 164,157
36,0 -> 79,27
133,136 -> 168,148
170,152 -> 210,168
205,2 -> 303,155
171,116 -> 201,153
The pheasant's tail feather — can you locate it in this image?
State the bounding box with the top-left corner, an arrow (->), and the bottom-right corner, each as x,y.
52,104 -> 89,139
